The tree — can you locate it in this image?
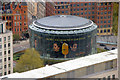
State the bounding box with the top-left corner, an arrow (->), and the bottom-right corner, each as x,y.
112,2 -> 119,36
15,48 -> 44,72
13,34 -> 20,41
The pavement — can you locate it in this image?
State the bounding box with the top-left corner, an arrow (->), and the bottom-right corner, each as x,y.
13,39 -> 30,53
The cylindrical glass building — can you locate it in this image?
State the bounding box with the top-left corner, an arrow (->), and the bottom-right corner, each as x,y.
29,15 -> 97,60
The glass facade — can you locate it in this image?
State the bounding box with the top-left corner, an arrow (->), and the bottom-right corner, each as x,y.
29,23 -> 97,60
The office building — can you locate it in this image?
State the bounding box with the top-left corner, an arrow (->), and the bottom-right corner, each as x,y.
46,2 -> 113,35
0,20 -> 13,76
2,2 -> 28,35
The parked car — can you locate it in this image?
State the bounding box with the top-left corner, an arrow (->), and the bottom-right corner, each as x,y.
100,43 -> 105,46
104,47 -> 109,50
111,47 -> 115,50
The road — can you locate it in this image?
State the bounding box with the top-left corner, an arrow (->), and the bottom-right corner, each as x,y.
13,39 -> 30,53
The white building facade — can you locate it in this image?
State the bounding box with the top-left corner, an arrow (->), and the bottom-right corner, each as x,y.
0,20 -> 13,76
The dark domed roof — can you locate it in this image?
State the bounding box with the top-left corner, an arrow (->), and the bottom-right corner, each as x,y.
33,15 -> 93,30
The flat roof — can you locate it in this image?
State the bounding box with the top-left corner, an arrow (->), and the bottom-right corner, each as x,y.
0,49 -> 117,78
33,15 -> 93,30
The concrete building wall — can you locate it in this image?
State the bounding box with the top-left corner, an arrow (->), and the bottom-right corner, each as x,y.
0,21 -> 13,76
52,59 -> 117,78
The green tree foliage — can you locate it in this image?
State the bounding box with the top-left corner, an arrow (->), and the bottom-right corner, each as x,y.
15,48 -> 44,72
13,34 -> 20,41
112,2 -> 119,36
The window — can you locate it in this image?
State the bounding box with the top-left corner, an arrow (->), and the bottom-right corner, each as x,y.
98,21 -> 99,23
105,61 -> 113,70
9,64 -> 10,67
4,51 -> 6,55
88,7 -> 91,10
6,22 -> 8,26
101,3 -> 103,6
104,12 -> 107,14
73,4 -> 76,7
81,3 -> 83,6
108,7 -> 111,10
24,11 -> 26,13
8,36 -> 10,40
17,28 -> 19,31
105,7 -> 107,10
14,16 -> 16,20
8,71 -> 10,74
104,29 -> 106,32
20,16 -> 22,20
8,50 -> 10,54
58,6 -> 60,9
85,8 -> 87,10
108,16 -> 111,18
0,38 -> 1,42
66,5 -> 68,8
9,22 -> 11,26
62,11 -> 64,13
0,59 -> 2,62
77,8 -> 79,11
4,72 -> 6,75
108,12 -> 111,14
77,13 -> 79,15
24,22 -> 26,25
14,22 -> 16,26
8,57 -> 10,60
4,44 -> 6,48
81,8 -> 83,10
20,22 -> 22,25
98,17 -> 99,19
0,52 -> 2,56
92,12 -> 94,14
108,25 -> 110,27
101,21 -> 103,23
92,3 -> 94,5
104,16 -> 107,19
77,4 -> 79,6
17,22 -> 19,26
101,12 -> 103,15
24,16 -> 26,19
17,16 -> 19,20
112,75 -> 115,79
0,45 -> 2,49
85,12 -> 87,14
108,29 -> 110,32
4,37 -> 6,41
104,21 -> 106,23
105,3 -> 107,5
97,30 -> 99,33
98,12 -> 99,15
62,6 -> 64,9
108,20 -> 110,23
85,3 -> 87,6
4,65 -> 6,68
89,3 -> 91,5
92,7 -> 94,10
81,12 -> 83,15
8,43 -> 10,47
86,65 -> 94,75
65,10 -> 68,13
15,28 -> 16,32
100,25 -> 103,28
4,58 -> 6,61
89,12 -> 91,14
98,8 -> 99,10
101,17 -> 103,19
100,30 -> 103,33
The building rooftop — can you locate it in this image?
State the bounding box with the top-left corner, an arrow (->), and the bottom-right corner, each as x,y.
34,15 -> 93,30
0,49 -> 117,79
